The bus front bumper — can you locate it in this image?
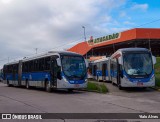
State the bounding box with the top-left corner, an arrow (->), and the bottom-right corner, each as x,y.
121,80 -> 155,87
56,79 -> 87,89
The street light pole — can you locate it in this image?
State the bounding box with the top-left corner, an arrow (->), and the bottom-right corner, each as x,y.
82,26 -> 86,41
147,33 -> 151,51
8,57 -> 9,63
35,48 -> 38,54
82,26 -> 87,59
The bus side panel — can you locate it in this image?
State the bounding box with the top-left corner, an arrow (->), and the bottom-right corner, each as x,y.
97,70 -> 102,81
110,60 -> 118,84
92,64 -> 97,80
21,71 -> 51,88
18,60 -> 22,86
107,60 -> 111,81
105,70 -> 109,81
5,73 -> 18,85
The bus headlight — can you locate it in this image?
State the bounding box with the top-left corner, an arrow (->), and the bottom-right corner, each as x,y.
85,79 -> 87,82
149,74 -> 155,82
63,76 -> 68,82
123,75 -> 130,82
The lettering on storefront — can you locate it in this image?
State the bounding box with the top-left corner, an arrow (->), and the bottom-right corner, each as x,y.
88,33 -> 120,45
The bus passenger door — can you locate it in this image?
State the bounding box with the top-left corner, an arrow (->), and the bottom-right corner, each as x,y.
50,57 -> 57,87
18,60 -> 22,86
93,65 -> 97,80
102,63 -> 107,81
117,59 -> 121,87
12,65 -> 16,81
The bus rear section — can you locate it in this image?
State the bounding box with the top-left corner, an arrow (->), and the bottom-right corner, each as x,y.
110,48 -> 156,90
89,58 -> 110,82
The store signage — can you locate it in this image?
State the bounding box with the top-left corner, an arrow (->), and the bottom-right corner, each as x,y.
88,33 -> 120,45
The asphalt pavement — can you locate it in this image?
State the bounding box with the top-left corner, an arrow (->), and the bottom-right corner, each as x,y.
0,82 -> 160,122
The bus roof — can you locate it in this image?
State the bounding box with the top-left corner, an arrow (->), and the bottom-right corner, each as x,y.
117,48 -> 149,52
111,48 -> 150,59
93,57 -> 110,63
4,51 -> 82,65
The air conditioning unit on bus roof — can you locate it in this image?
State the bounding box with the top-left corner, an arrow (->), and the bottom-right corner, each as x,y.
48,51 -> 57,53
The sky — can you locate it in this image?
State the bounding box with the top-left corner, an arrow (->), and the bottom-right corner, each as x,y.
0,0 -> 160,67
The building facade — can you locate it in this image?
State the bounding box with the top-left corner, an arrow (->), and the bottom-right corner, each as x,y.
68,28 -> 160,59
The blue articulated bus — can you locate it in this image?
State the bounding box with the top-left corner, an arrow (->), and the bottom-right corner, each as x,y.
3,51 -> 87,92
0,69 -> 3,82
110,48 -> 156,90
89,57 -> 110,81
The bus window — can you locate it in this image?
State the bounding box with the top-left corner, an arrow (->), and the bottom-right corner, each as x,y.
93,65 -> 97,76
44,57 -> 50,71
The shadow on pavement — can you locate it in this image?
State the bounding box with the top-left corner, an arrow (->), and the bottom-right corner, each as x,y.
5,85 -> 86,94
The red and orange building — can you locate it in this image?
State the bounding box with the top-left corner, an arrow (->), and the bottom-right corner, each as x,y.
68,28 -> 160,60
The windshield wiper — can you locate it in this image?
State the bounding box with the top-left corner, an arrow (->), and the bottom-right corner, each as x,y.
69,75 -> 80,78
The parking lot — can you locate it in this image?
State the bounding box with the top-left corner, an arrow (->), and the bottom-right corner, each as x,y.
105,81 -> 160,100
0,82 -> 160,121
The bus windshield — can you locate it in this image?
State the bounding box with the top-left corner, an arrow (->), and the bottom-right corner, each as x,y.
123,53 -> 153,77
61,55 -> 86,80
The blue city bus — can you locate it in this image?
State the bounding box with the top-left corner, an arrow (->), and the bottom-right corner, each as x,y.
3,51 -> 87,92
110,48 -> 156,90
89,48 -> 156,90
0,69 -> 3,82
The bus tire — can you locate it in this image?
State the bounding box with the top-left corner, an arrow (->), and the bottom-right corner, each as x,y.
118,84 -> 123,90
45,81 -> 52,92
26,80 -> 30,89
7,80 -> 12,87
111,81 -> 114,85
111,79 -> 115,85
97,76 -> 100,82
142,87 -> 147,90
68,89 -> 73,92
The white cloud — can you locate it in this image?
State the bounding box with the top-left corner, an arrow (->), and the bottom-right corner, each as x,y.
123,21 -> 135,25
119,11 -> 127,17
0,0 -> 13,4
131,3 -> 148,11
0,0 -> 127,67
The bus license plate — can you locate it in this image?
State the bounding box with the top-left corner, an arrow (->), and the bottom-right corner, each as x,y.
137,82 -> 143,86
74,84 -> 79,88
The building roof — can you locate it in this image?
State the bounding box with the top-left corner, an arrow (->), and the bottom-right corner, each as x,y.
68,28 -> 160,55
68,41 -> 92,55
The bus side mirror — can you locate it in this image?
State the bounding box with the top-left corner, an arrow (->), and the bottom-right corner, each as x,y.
85,59 -> 88,68
152,56 -> 156,65
56,58 -> 61,66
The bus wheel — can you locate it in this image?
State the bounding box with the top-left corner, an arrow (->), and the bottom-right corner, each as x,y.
46,81 -> 52,92
118,84 -> 123,90
111,81 -> 114,85
142,87 -> 147,90
26,81 -> 30,89
7,80 -> 11,87
68,89 -> 73,92
97,76 -> 100,82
